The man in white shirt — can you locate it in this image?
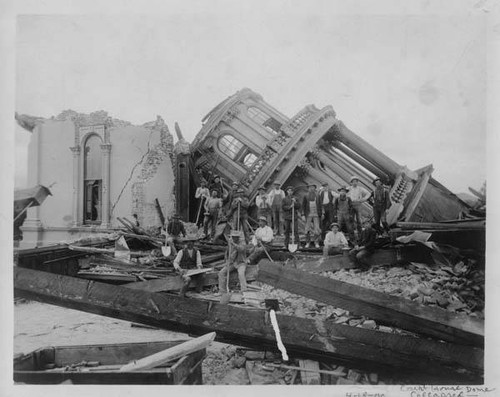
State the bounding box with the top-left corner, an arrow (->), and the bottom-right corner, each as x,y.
323,223 -> 349,257
247,216 -> 274,265
268,182 -> 285,236
173,238 -> 204,297
347,176 -> 370,234
195,180 -> 210,227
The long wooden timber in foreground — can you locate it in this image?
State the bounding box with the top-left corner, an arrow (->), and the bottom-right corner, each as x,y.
14,267 -> 482,384
256,261 -> 483,347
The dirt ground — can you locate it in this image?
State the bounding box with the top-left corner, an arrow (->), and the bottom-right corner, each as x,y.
14,300 -> 239,384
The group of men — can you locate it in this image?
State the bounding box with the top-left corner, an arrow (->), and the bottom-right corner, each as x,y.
166,173 -> 392,297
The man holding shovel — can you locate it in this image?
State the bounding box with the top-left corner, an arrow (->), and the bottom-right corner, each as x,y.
247,216 -> 274,265
218,231 -> 249,294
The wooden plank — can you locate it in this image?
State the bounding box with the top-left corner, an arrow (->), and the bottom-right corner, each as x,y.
298,360 -> 321,385
14,267 -> 483,384
256,260 -> 483,347
51,341 -> 186,367
291,245 -> 434,272
124,266 -> 259,293
397,221 -> 485,230
120,333 -> 215,371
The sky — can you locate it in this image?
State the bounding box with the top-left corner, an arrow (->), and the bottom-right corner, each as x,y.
12,3 -> 491,194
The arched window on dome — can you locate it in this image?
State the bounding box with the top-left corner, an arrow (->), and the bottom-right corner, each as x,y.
247,106 -> 282,134
83,134 -> 102,224
218,134 -> 258,169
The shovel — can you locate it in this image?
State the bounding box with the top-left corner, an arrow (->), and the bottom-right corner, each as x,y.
288,198 -> 298,253
161,245 -> 171,257
220,202 -> 240,305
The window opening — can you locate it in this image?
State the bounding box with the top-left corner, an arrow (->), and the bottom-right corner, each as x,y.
83,135 -> 103,224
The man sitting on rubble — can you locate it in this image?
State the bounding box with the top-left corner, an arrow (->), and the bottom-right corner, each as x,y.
349,220 -> 377,270
247,216 -> 274,265
173,238 -> 204,297
218,231 -> 249,293
164,214 -> 186,256
323,222 -> 349,257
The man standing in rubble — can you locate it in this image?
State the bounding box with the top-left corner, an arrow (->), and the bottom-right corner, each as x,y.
173,238 -> 204,297
203,190 -> 222,241
165,214 -> 186,256
223,181 -> 240,216
282,186 -> 301,248
209,175 -> 224,199
218,231 -> 249,293
229,187 -> 250,243
371,177 -> 391,235
349,220 -> 377,270
347,176 -> 370,234
247,216 -> 274,265
255,186 -> 272,226
195,180 -> 210,228
302,183 -> 321,248
333,186 -> 354,241
323,223 -> 349,257
318,181 -> 337,240
268,182 -> 285,236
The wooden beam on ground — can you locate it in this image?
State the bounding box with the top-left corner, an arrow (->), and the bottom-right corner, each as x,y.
291,245 -> 434,273
120,332 -> 216,371
124,266 -> 259,293
14,267 -> 483,384
256,261 -> 483,347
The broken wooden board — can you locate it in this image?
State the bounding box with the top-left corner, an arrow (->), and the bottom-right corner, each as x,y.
256,260 -> 483,347
298,360 -> 321,385
290,245 -> 434,273
184,268 -> 214,277
14,267 -> 483,384
288,255 -> 356,273
124,266 -> 259,293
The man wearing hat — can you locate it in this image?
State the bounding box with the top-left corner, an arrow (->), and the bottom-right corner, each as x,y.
195,180 -> 210,228
371,177 -> 391,234
268,182 -> 285,235
255,186 -> 272,226
165,213 -> 186,256
173,238 -> 205,297
318,181 -> 338,240
228,187 -> 250,243
222,181 -> 240,215
323,222 -> 349,257
302,183 -> 321,248
203,190 -> 222,241
349,220 -> 377,270
347,176 -> 370,233
282,186 -> 301,248
247,216 -> 274,265
209,175 -> 224,199
218,231 -> 249,293
333,186 -> 354,240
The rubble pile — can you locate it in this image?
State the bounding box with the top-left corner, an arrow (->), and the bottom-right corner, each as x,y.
325,262 -> 484,318
202,344 -> 394,385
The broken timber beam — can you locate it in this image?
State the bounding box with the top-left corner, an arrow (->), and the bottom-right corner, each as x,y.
256,261 -> 483,347
124,266 -> 259,293
14,267 -> 482,384
291,245 -> 434,273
